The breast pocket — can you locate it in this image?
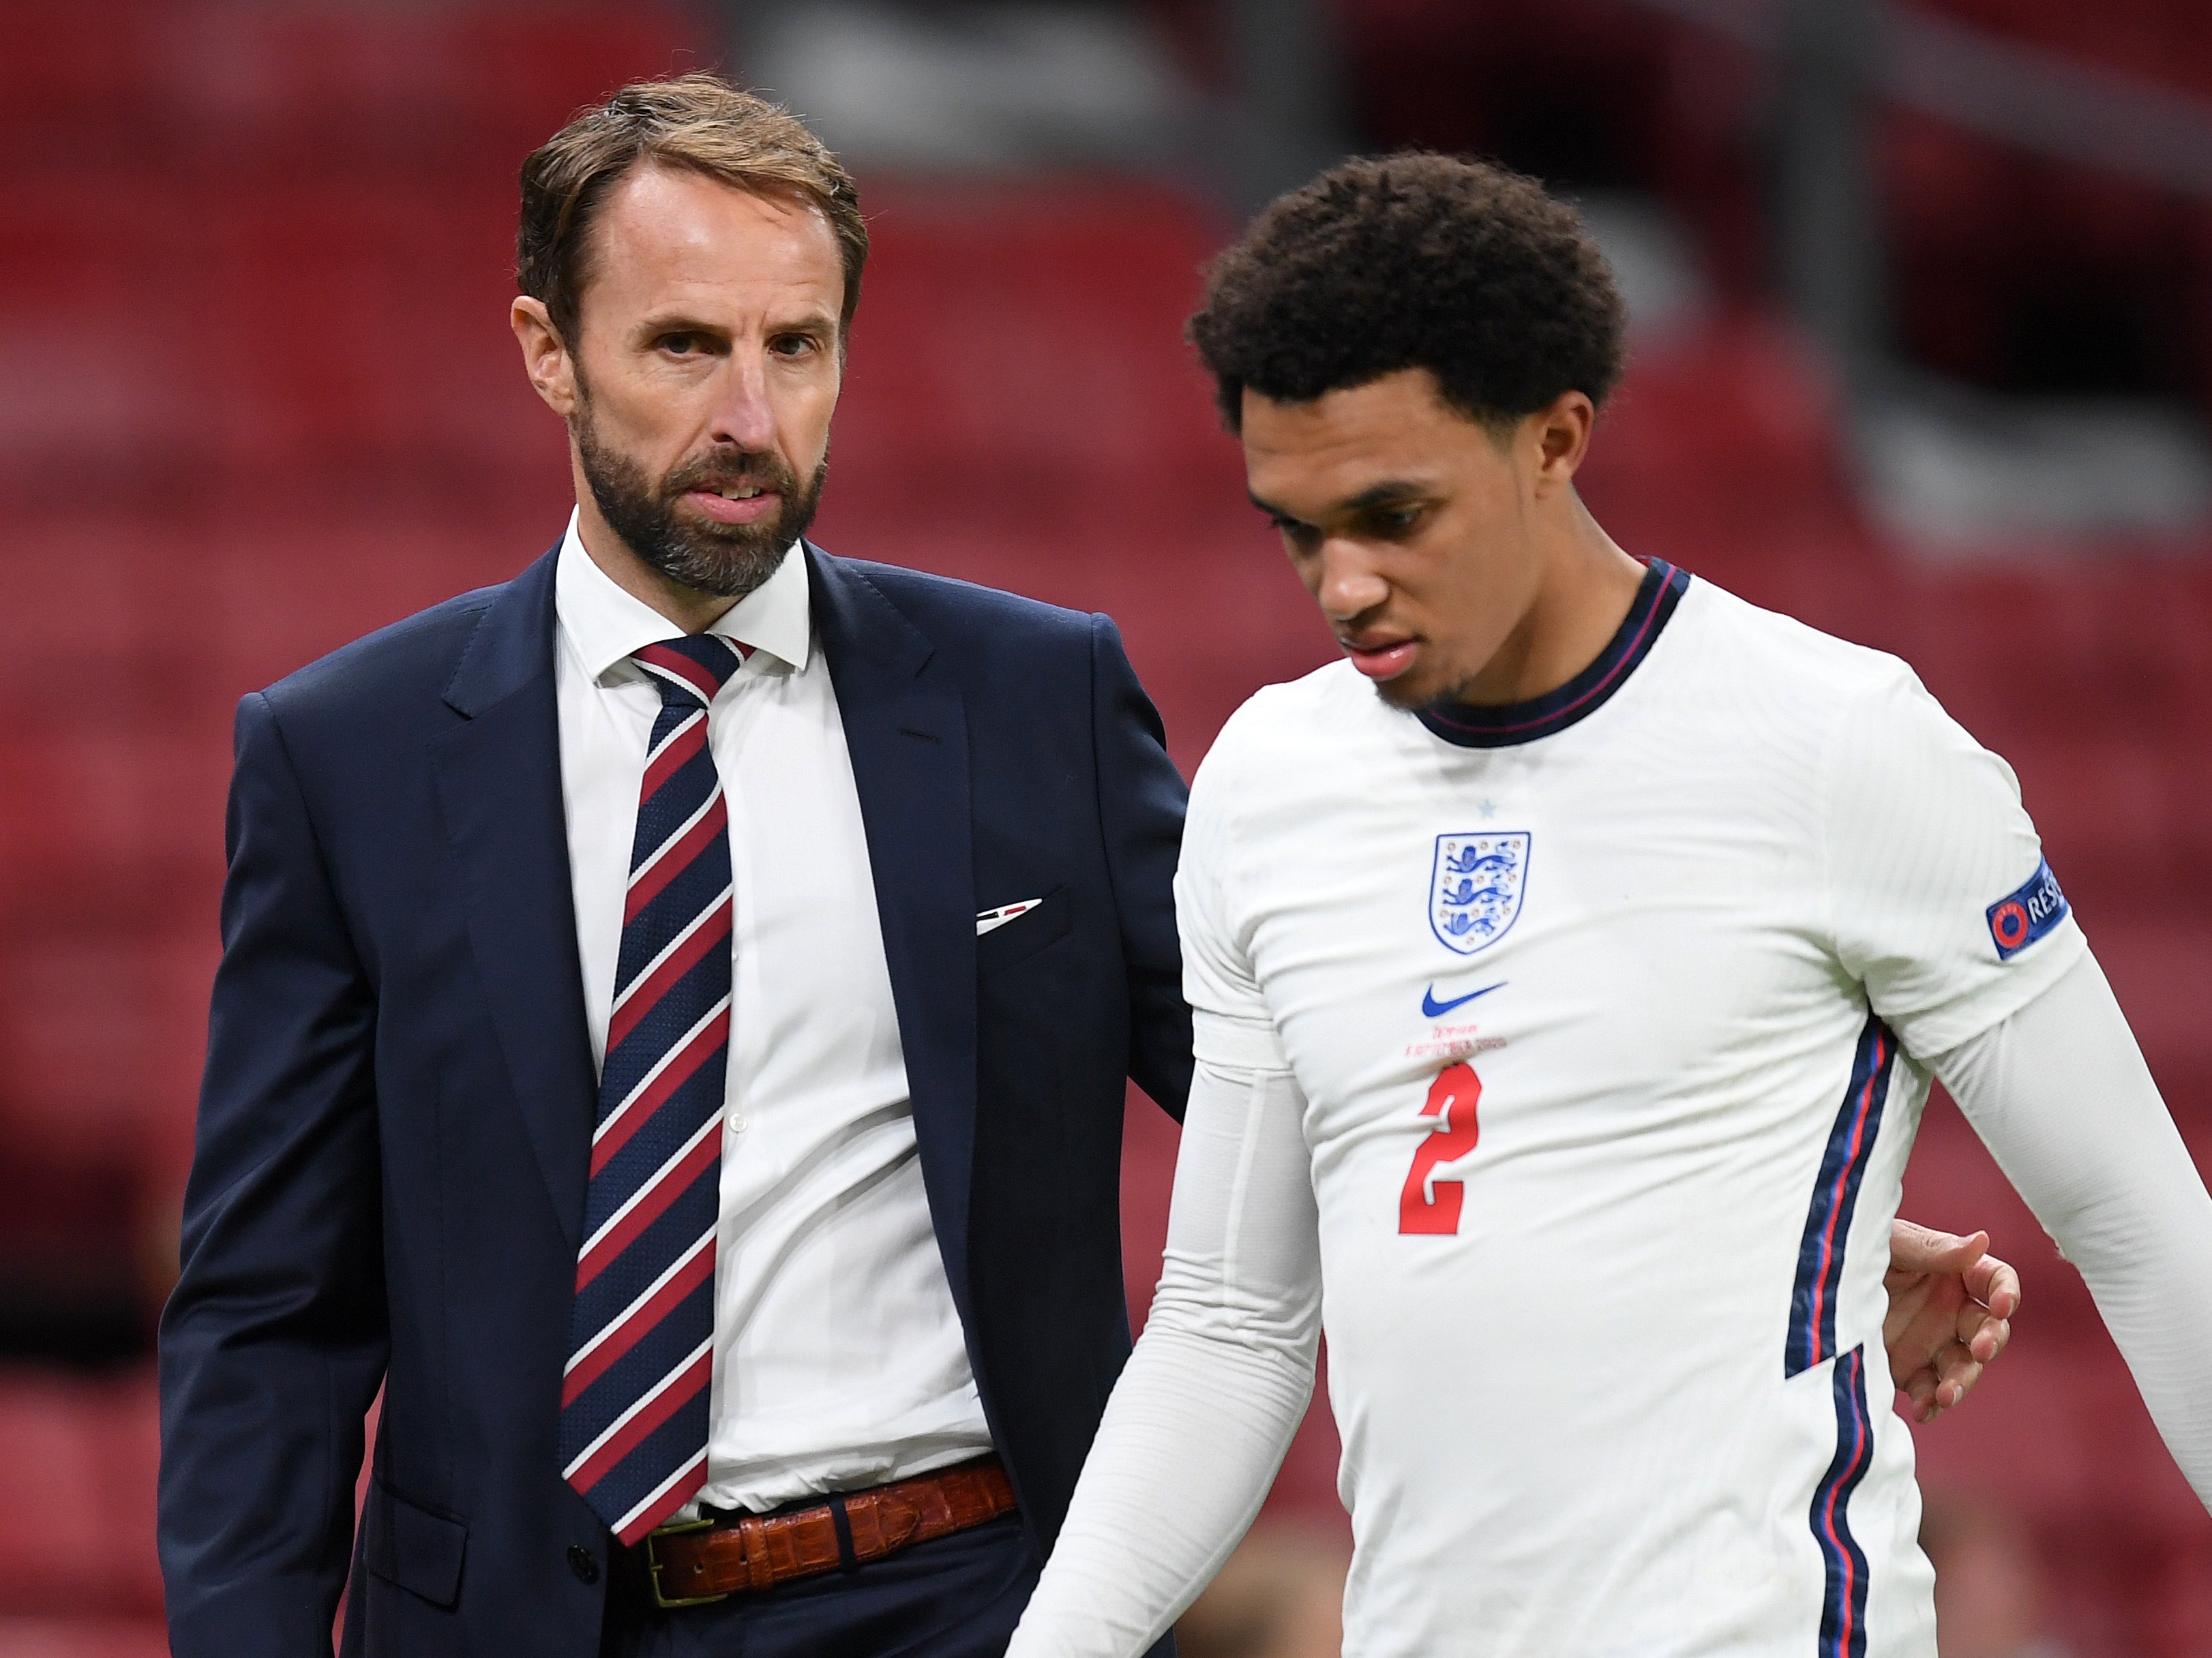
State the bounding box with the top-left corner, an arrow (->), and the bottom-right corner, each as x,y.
976,884 -> 1071,971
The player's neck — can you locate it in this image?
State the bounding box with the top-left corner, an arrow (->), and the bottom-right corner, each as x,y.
1450,501 -> 1648,708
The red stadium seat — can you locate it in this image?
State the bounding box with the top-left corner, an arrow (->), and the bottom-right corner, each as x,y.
1910,0 -> 2212,102
0,1621 -> 170,1658
0,1369 -> 160,1618
826,182 -> 1238,501
0,2 -> 701,157
0,926 -> 212,1177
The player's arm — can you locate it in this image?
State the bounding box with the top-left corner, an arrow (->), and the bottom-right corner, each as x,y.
1934,953 -> 2212,1503
158,693 -> 389,1657
1007,1023 -> 1323,1657
1010,706 -> 1319,1655
1824,667 -> 2211,1508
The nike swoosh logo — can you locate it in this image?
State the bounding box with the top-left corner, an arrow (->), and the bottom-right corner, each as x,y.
1422,982 -> 1504,1019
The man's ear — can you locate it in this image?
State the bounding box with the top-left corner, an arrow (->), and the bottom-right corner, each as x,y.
1527,391 -> 1596,500
511,297 -> 578,419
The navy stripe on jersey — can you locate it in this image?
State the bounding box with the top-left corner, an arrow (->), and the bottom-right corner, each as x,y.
1416,559 -> 1690,749
1787,1015 -> 1897,1378
1812,1346 -> 1876,1658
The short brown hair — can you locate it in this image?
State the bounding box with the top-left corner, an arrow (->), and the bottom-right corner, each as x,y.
518,72 -> 867,346
1188,153 -> 1625,432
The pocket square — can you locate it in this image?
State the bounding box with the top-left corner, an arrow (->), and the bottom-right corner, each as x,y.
976,899 -> 1043,937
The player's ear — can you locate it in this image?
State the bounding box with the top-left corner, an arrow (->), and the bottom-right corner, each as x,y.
1529,391 -> 1595,498
513,296 -> 579,419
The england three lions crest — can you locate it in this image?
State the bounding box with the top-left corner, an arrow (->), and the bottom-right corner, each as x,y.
1429,832 -> 1529,956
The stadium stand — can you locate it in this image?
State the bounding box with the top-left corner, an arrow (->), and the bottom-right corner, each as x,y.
1341,0 -> 2212,412
1,2 -> 2208,1651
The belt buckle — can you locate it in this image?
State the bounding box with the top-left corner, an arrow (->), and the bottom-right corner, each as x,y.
643,1514 -> 730,1610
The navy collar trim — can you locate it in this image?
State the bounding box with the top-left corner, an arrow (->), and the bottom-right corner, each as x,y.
1416,560 -> 1690,749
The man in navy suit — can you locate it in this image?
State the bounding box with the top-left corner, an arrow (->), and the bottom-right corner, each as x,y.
158,74 -> 2017,1658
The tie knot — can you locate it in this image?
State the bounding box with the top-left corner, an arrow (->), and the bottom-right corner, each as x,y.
633,635 -> 746,707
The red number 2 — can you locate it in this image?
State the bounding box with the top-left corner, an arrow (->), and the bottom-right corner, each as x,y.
1399,1061 -> 1483,1235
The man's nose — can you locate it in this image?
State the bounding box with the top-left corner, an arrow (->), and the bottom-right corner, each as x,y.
1315,539 -> 1389,622
705,353 -> 778,453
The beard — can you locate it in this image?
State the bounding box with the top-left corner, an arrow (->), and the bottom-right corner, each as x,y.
573,393 -> 828,602
1373,663 -> 1456,712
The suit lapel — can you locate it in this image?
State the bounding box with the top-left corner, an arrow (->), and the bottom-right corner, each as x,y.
430,548 -> 599,1254
807,547 -> 981,1319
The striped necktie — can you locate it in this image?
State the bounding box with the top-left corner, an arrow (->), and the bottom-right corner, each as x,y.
560,633 -> 746,1544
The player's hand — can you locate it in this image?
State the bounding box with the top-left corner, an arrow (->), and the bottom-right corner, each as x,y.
1883,1220 -> 2019,1424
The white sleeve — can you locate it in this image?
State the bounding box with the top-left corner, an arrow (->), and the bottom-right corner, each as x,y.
1823,666 -> 2087,1060
1174,727 -> 1281,1049
1935,950 -> 2212,1510
1004,1025 -> 1323,1657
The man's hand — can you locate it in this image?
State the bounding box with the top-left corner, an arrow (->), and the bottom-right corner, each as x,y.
1884,1220 -> 2020,1423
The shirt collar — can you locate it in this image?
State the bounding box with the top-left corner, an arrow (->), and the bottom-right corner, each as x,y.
553,507 -> 813,683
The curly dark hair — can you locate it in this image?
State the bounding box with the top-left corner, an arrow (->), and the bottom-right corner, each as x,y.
1187,153 -> 1627,432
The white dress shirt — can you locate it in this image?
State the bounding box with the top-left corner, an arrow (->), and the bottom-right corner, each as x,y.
552,512 -> 992,1513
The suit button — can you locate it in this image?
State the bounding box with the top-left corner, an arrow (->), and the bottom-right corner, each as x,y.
567,1544 -> 600,1584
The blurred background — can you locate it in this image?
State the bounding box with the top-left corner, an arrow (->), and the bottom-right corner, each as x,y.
2,0 -> 2210,1653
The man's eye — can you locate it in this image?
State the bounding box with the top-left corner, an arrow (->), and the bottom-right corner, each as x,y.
661,333 -> 700,355
1273,518 -> 1321,554
770,334 -> 818,357
1372,507 -> 1422,537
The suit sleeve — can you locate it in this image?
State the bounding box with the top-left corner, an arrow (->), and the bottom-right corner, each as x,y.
158,691 -> 389,1657
1090,613 -> 1194,1120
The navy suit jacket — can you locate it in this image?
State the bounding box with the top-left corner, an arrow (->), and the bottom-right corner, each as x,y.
158,543 -> 1193,1656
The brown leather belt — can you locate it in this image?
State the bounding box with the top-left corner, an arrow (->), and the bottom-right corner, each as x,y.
618,1456 -> 1018,1609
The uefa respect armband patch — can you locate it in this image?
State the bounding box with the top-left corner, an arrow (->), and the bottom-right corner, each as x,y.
1986,858 -> 2069,961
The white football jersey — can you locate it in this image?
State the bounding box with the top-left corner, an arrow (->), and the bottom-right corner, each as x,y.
1175,562 -> 2085,1657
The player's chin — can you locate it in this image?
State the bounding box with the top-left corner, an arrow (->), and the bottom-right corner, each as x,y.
1370,662 -> 1451,711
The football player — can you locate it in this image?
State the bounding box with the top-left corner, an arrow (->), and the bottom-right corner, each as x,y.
1006,156 -> 2212,1657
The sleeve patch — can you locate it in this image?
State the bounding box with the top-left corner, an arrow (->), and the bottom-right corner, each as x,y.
1986,858 -> 2069,961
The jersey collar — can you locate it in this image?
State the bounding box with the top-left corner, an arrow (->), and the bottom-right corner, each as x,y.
1416,559 -> 1690,749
